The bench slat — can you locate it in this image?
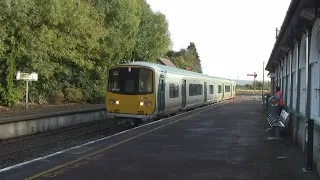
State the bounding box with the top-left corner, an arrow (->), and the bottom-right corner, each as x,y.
267,109 -> 289,128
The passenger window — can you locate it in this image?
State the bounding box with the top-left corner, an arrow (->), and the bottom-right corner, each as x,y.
209,85 -> 213,94
169,83 -> 179,98
189,84 -> 203,96
225,85 -> 230,92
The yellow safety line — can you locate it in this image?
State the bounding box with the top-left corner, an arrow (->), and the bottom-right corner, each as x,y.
25,104 -> 222,180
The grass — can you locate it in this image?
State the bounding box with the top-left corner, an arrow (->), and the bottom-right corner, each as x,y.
236,89 -> 271,96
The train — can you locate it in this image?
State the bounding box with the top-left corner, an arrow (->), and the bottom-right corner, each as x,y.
106,61 -> 236,127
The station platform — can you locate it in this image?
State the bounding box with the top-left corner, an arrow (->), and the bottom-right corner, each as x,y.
0,99 -> 319,180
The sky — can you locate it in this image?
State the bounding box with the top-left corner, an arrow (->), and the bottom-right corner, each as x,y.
145,0 -> 291,81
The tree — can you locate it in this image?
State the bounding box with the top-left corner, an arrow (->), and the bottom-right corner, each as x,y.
0,0 -> 180,106
132,0 -> 171,62
165,42 -> 203,73
92,0 -> 142,66
184,42 -> 202,73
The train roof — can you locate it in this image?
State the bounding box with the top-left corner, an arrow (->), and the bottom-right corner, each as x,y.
113,61 -> 235,82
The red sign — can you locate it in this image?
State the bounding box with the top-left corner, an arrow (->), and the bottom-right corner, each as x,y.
247,73 -> 257,77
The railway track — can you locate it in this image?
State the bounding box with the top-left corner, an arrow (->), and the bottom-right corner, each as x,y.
0,120 -> 108,146
0,125 -> 109,159
0,120 -> 126,169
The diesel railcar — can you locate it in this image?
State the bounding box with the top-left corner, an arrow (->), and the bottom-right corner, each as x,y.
106,61 -> 236,126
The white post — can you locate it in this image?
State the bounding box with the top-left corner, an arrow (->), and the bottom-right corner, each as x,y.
262,61 -> 265,97
25,80 -> 29,110
253,72 -> 256,96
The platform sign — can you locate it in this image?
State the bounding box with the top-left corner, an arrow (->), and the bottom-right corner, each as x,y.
269,73 -> 276,78
16,71 -> 39,109
16,71 -> 38,81
247,73 -> 257,77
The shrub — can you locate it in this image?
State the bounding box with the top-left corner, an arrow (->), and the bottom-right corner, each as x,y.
51,91 -> 64,104
65,87 -> 83,103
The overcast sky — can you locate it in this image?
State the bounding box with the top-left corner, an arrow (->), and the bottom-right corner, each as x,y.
146,0 -> 291,81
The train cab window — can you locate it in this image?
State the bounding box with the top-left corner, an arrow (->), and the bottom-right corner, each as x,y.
108,67 -> 153,94
233,86 -> 235,91
125,80 -> 134,92
139,69 -> 153,93
108,71 -> 120,92
218,85 -> 222,93
209,85 -> 213,94
169,83 -> 179,98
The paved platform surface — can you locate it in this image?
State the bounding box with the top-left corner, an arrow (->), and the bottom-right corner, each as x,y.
0,99 -> 319,180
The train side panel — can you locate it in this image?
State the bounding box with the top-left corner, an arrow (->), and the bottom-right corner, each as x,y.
214,79 -> 223,102
162,72 -> 184,115
205,78 -> 215,104
223,80 -> 232,100
185,76 -> 206,109
232,81 -> 236,99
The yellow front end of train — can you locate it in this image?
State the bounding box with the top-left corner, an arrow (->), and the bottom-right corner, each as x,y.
106,65 -> 156,126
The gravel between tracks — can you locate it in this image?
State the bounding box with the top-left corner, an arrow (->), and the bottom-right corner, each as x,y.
0,119 -> 127,169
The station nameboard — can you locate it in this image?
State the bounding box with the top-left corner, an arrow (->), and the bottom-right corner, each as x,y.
16,71 -> 38,81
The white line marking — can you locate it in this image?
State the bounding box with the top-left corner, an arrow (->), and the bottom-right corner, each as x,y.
0,101 -> 227,173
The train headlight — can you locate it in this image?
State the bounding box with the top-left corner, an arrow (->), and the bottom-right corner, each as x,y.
139,101 -> 151,106
109,100 -> 114,104
115,100 -> 120,105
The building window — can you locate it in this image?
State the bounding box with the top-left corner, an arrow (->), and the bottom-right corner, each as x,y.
169,83 -> 179,98
209,85 -> 213,94
189,84 -> 203,96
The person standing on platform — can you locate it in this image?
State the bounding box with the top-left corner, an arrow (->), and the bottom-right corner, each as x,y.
275,86 -> 284,114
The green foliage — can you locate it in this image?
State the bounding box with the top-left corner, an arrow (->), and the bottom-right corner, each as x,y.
236,81 -> 271,90
65,87 -> 83,103
51,91 -> 65,104
0,0 -> 200,107
132,1 -> 171,62
165,42 -> 202,73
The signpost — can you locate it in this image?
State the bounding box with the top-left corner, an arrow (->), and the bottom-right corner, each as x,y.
247,72 -> 257,96
262,61 -> 265,100
16,71 -> 38,109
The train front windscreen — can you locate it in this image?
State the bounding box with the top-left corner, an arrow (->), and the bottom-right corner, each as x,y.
108,67 -> 153,95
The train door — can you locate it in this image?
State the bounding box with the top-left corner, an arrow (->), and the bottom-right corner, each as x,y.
181,79 -> 186,108
222,83 -> 225,100
204,82 -> 207,103
231,85 -> 233,97
158,76 -> 165,114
